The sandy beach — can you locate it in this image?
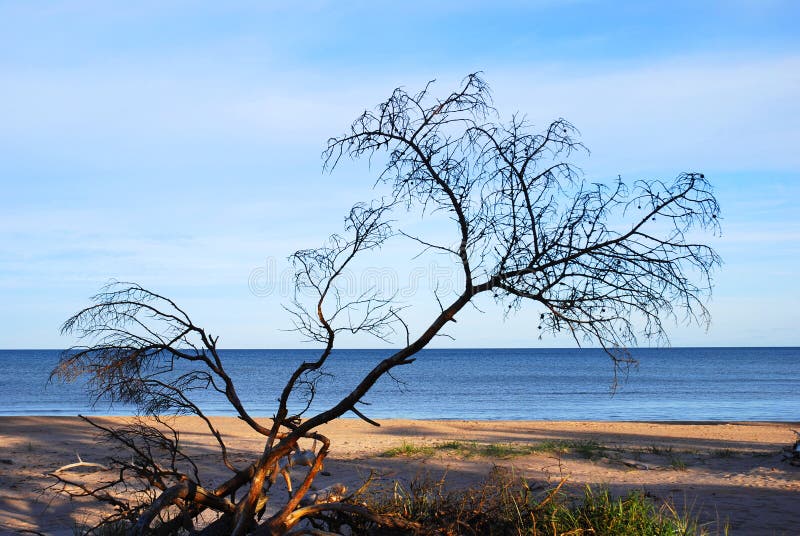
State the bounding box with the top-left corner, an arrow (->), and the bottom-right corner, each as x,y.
1,416 -> 798,534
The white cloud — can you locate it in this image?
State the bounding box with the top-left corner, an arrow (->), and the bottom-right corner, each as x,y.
2,53 -> 797,179
487,55 -> 800,175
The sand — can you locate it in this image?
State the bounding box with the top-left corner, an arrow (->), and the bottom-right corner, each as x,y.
1,416 -> 798,535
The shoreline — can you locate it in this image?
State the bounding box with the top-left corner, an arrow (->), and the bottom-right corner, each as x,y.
1,416 -> 798,534
3,413 -> 800,425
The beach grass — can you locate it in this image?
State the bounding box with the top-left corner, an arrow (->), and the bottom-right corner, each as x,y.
670,455 -> 689,471
381,439 -> 607,459
380,441 -> 439,457
342,469 -> 724,535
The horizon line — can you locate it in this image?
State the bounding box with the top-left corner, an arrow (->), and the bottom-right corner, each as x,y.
3,345 -> 799,351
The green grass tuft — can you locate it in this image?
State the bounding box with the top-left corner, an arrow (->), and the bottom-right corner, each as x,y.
381,439 -> 606,459
670,455 -> 688,471
535,439 -> 607,459
338,470 -> 725,535
380,441 -> 436,457
648,444 -> 674,456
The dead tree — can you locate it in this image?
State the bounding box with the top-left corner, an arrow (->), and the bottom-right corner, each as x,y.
52,73 -> 720,534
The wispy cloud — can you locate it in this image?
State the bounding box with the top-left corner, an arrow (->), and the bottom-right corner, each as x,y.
489,54 -> 800,175
2,53 -> 797,177
1,2 -> 797,347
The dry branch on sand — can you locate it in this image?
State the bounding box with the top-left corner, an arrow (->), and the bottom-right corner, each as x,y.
52,453 -> 109,474
50,73 -> 719,535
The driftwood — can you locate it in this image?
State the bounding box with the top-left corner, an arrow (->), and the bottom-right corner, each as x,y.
783,429 -> 800,466
52,452 -> 109,474
299,483 -> 348,507
272,449 -> 319,494
618,458 -> 652,470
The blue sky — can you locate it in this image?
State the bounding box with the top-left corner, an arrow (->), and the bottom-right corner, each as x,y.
1,0 -> 798,348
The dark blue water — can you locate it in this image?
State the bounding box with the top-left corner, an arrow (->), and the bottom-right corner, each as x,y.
1,348 -> 798,421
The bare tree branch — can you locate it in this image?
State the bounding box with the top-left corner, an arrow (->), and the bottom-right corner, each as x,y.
52,73 -> 719,535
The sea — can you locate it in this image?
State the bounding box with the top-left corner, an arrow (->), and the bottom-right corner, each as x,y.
1,348 -> 798,421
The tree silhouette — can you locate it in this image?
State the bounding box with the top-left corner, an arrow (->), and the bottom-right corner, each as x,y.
52,73 -> 720,535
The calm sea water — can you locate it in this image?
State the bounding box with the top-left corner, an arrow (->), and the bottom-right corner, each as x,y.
1,348 -> 798,421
